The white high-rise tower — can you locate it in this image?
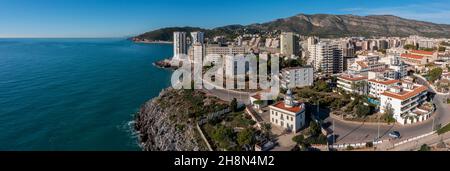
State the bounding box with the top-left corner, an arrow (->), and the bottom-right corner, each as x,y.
309,41 -> 343,75
173,32 -> 187,59
191,31 -> 204,45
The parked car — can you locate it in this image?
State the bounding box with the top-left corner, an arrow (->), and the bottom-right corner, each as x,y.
389,131 -> 401,139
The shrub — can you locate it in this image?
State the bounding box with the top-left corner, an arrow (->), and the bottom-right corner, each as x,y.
355,104 -> 371,117
237,128 -> 255,146
346,145 -> 354,151
428,68 -> 443,83
292,135 -> 305,144
308,121 -> 321,137
419,144 -> 431,151
211,125 -> 235,149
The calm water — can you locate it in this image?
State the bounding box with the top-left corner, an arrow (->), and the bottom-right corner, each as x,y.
0,38 -> 173,151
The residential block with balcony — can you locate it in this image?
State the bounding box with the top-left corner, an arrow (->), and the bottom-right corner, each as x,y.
380,83 -> 432,125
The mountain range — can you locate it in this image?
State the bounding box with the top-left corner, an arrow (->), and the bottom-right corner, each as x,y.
133,13 -> 450,41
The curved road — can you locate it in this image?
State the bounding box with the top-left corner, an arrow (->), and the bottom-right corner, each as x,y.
201,79 -> 251,105
325,76 -> 450,144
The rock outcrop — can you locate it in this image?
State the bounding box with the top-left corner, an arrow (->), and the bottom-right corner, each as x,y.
134,88 -> 228,151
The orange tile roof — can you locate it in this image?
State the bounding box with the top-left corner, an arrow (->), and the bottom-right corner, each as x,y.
251,94 -> 261,100
401,53 -> 424,60
369,79 -> 400,85
381,85 -> 428,100
410,50 -> 435,56
338,75 -> 368,81
271,101 -> 303,113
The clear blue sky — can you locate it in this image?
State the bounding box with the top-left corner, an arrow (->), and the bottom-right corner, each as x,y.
1,0 -> 449,38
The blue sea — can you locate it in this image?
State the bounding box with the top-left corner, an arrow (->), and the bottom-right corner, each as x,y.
0,38 -> 173,151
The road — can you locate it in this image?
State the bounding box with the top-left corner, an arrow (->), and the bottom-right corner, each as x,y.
202,88 -> 250,105
201,78 -> 251,104
324,76 -> 450,145
386,131 -> 450,151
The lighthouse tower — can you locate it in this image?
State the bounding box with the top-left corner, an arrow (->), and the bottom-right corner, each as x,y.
284,89 -> 295,108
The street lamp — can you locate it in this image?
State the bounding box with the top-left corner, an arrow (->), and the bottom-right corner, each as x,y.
377,116 -> 380,141
332,119 -> 336,147
432,117 -> 435,132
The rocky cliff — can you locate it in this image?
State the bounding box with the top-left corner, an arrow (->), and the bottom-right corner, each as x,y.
134,88 -> 228,151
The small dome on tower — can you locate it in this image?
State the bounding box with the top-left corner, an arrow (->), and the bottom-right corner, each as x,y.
284,89 -> 295,108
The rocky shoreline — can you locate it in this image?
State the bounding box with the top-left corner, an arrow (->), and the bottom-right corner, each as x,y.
134,88 -> 230,151
153,59 -> 178,69
134,88 -> 207,151
131,37 -> 173,44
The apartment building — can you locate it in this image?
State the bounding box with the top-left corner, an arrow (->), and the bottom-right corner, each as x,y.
280,32 -> 299,56
380,83 -> 431,125
279,67 -> 314,89
368,78 -> 401,98
205,45 -> 248,65
310,41 -> 344,75
173,32 -> 188,59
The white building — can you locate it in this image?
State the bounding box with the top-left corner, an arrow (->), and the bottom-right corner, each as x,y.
310,41 -> 344,75
380,82 -> 431,125
279,67 -> 314,89
387,48 -> 407,56
173,32 -> 188,59
269,90 -> 306,132
250,93 -> 269,110
387,55 -> 408,80
306,36 -> 319,51
337,74 -> 368,95
204,45 -> 248,65
347,54 -> 386,74
368,78 -> 401,98
206,45 -> 247,56
190,31 -> 204,45
418,39 -> 437,49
